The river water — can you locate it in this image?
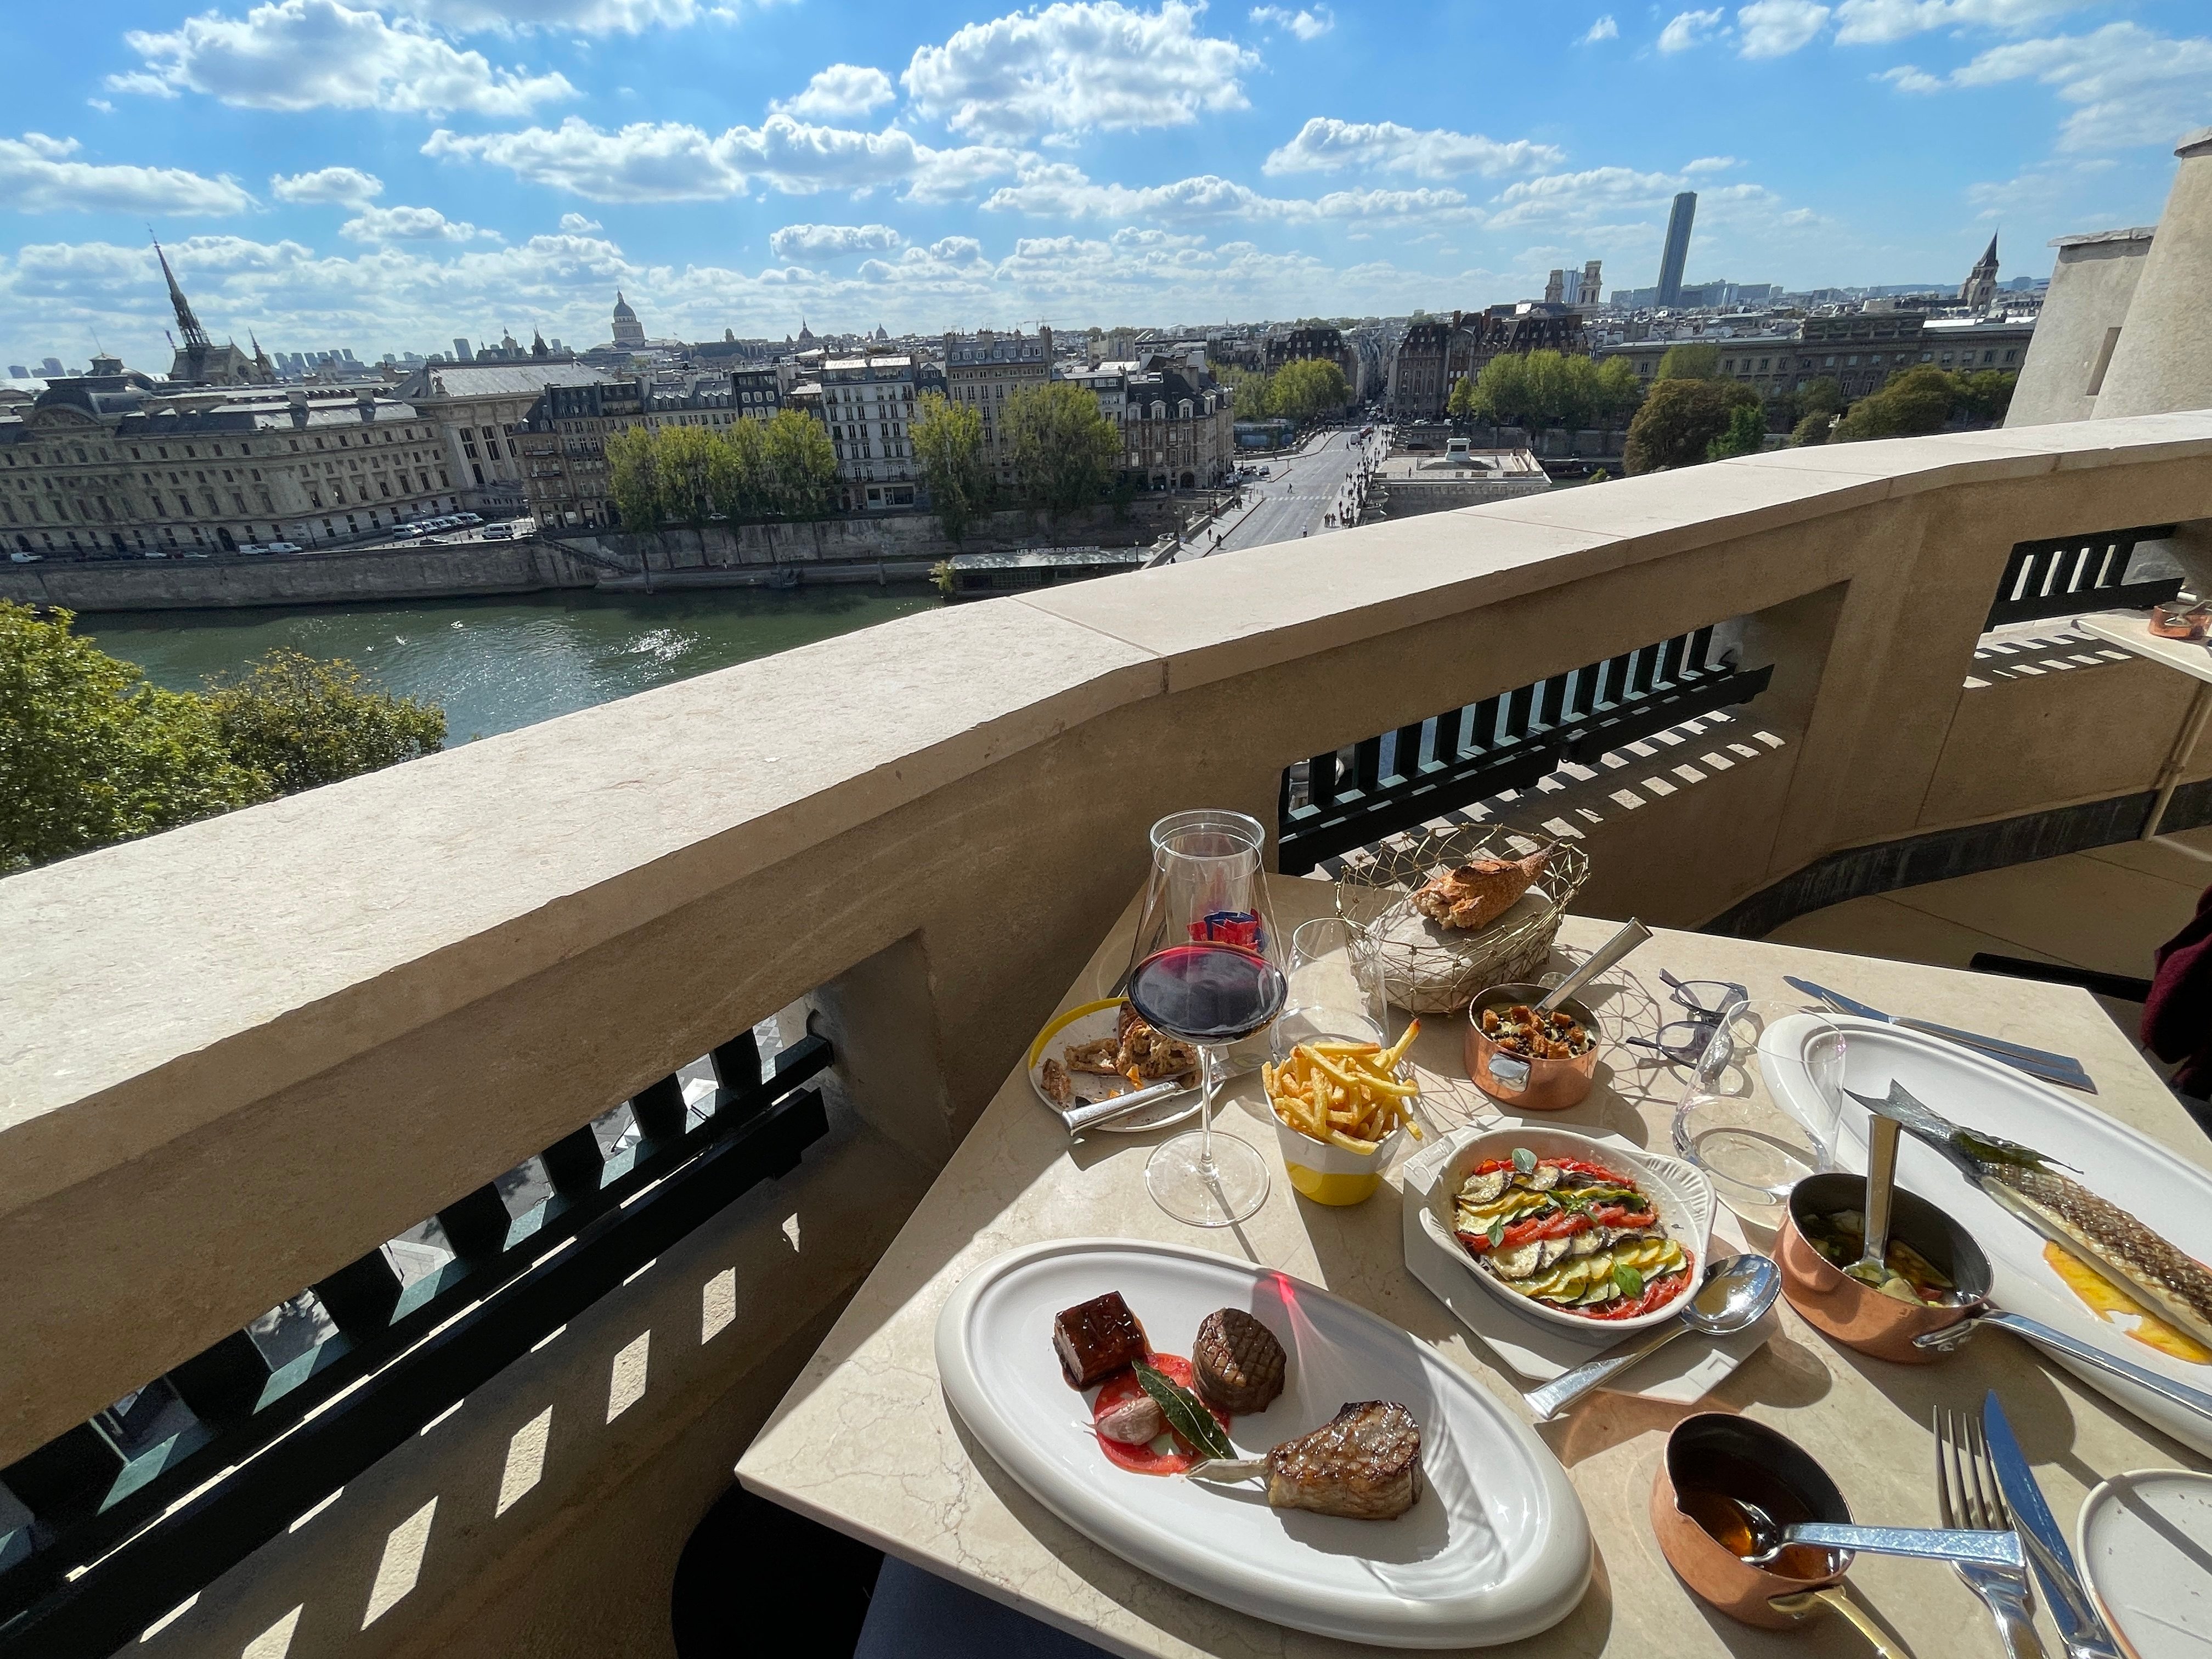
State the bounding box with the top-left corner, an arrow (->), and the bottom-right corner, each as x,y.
81,586 -> 941,742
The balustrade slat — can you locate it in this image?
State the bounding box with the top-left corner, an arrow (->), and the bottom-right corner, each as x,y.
437,1186 -> 514,1260
1352,736 -> 1384,795
1391,721 -> 1427,782
1305,751 -> 1341,810
630,1073 -> 689,1141
1504,684 -> 1534,741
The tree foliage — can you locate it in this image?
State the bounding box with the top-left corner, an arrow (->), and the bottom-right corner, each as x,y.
1,604 -> 444,873
606,410 -> 838,531
1005,381 -> 1123,512
1832,365 -> 1967,443
1656,342 -> 1721,381
1705,401 -> 1769,461
1792,411 -> 1836,447
204,649 -> 445,795
1455,351 -> 1641,430
1268,357 -> 1350,422
911,391 -> 994,540
1623,377 -> 1762,474
1796,377 -> 1846,419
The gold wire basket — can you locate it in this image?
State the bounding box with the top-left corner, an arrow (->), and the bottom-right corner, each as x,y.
1333,824 -> 1590,1015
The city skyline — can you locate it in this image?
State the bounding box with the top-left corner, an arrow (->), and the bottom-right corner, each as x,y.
1,0 -> 2206,368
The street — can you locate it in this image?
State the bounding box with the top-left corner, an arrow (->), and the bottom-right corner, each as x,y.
1182,426 -> 1390,560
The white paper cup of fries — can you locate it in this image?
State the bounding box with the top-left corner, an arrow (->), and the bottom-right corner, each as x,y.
1262,1026 -> 1422,1206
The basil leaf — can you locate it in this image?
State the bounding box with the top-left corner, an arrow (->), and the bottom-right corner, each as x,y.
1487,1220 -> 1507,1248
1612,1262 -> 1645,1299
1512,1147 -> 1537,1176
1131,1361 -> 1234,1462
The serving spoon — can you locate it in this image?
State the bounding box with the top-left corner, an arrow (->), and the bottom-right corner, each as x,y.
1717,1492 -> 2024,1571
1522,1253 -> 1780,1420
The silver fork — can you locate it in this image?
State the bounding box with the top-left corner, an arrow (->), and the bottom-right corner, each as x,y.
1936,1407 -> 2047,1659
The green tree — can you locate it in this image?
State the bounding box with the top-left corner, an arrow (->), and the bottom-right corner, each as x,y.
1463,352 -> 1533,424
606,427 -> 662,531
1623,377 -> 1762,473
1832,364 -> 1957,442
709,417 -> 776,523
1954,369 -> 2018,424
1705,401 -> 1769,461
1005,381 -> 1123,511
203,648 -> 444,795
911,391 -> 993,539
1797,376 -> 1846,419
1594,358 -> 1644,426
1656,342 -> 1721,381
652,425 -> 723,527
762,407 -> 838,518
2,602 -> 269,872
1792,410 -> 1836,447
1229,370 -> 1275,420
1270,358 -> 1350,422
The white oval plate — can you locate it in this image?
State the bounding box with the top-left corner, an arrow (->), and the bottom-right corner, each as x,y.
2076,1469 -> 2212,1659
934,1238 -> 1592,1649
1416,1124 -> 1717,1336
1765,1015 -> 2212,1456
1026,998 -> 1201,1133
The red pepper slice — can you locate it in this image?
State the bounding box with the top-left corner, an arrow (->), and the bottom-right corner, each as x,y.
1091,1353 -> 1229,1475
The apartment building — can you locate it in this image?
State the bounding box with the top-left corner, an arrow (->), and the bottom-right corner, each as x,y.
941,328 -> 1052,491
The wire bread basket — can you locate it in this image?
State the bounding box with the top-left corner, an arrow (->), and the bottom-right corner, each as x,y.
1333,825 -> 1589,1014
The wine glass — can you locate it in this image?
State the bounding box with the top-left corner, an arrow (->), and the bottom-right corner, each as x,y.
1667,998 -> 1849,1224
1126,810 -> 1288,1227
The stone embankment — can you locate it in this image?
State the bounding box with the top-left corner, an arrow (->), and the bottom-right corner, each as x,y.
0,496 -> 1221,612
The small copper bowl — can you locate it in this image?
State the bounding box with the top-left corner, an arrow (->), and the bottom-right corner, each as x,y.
2150,601 -> 2210,640
1779,1172 -> 1990,1363
1651,1413 -> 1852,1628
1463,981 -> 1601,1111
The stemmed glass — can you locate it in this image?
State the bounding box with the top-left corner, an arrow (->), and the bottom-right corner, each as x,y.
1663,993 -> 1850,1224
1126,810 -> 1289,1227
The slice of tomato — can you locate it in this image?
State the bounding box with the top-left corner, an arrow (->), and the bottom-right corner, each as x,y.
1550,1156 -> 1641,1188
1589,1204 -> 1658,1229
1458,1210 -> 1590,1254
1091,1353 -> 1231,1475
1584,1263 -> 1695,1321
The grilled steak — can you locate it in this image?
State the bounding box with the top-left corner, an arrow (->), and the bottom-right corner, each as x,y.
1191,1308 -> 1287,1415
1053,1291 -> 1148,1389
1265,1401 -> 1421,1520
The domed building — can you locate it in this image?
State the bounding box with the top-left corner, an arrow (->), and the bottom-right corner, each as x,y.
611,291 -> 646,348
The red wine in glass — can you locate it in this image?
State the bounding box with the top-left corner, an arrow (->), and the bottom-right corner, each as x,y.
1128,944 -> 1287,1046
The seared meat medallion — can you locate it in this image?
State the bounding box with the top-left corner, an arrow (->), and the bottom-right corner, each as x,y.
1264,1401 -> 1423,1521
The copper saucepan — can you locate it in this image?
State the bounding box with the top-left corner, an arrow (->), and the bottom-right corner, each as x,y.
1650,1413 -> 1853,1628
1464,981 -> 1602,1111
1779,1171 -> 1991,1363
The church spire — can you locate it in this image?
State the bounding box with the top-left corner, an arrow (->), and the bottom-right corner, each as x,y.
151,232 -> 210,353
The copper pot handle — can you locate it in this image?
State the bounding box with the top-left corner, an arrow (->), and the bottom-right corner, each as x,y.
1770,1584 -> 1916,1659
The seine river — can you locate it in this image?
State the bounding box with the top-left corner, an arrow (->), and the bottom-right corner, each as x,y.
82,585 -> 941,742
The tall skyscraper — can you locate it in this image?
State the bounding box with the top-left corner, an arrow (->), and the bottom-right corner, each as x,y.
453,337 -> 474,362
1656,192 -> 1697,308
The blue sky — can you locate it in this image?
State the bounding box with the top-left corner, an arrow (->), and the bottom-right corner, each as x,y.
0,0 -> 2205,369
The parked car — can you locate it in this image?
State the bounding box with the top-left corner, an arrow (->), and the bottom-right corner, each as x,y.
268,542 -> 304,554
455,512 -> 483,526
392,523 -> 428,539
481,523 -> 514,539
8,551 -> 39,563
144,549 -> 171,559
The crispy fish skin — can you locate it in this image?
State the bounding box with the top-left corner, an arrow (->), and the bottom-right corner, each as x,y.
1264,1400 -> 1421,1521
1992,1164 -> 2212,1348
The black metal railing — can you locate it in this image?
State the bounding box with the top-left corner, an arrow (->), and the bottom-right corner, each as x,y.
1277,626 -> 1773,873
1986,524 -> 2180,630
0,1025 -> 833,1659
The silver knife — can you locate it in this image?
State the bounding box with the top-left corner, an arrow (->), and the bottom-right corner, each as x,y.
1983,1391 -> 2121,1659
1784,977 -> 2096,1093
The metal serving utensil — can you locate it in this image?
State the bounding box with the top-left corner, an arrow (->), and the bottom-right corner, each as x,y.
1522,1254 -> 1780,1421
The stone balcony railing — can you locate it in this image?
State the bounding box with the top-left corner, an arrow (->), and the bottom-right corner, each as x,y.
3,412 -> 2210,1659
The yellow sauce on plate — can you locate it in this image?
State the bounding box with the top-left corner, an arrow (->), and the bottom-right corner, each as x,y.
2043,1242 -> 2212,1364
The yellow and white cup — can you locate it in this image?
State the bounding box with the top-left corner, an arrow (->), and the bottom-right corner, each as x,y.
1273,1118 -> 1407,1206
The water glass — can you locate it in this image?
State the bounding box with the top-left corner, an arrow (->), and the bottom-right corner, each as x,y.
1669,1001 -> 1848,1224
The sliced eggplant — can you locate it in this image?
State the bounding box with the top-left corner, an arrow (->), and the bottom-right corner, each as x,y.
1524,1162 -> 1562,1192
1459,1169 -> 1510,1205
1487,1240 -> 1546,1280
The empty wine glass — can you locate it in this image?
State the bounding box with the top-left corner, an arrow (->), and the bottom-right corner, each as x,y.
1668,1000 -> 1848,1224
1126,810 -> 1288,1227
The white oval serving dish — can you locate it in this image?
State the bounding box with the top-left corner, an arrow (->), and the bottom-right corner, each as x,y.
1418,1124 -> 1717,1336
934,1237 -> 1592,1649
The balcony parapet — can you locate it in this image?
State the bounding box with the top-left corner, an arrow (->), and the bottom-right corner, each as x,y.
4,411 -> 2211,1471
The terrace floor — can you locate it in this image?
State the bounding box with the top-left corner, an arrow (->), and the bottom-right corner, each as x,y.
1763,825 -> 2212,1083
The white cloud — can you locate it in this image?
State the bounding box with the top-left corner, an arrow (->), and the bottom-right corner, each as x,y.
902,2 -> 1256,137
423,115 -> 1024,202
771,64 -> 897,121
1262,117 -> 1564,179
387,0 -> 745,30
1832,0 -> 2102,47
1683,154 -> 1739,172
1948,22 -> 2212,150
270,166 -> 384,204
1250,5 -> 1333,40
1736,0 -> 1829,57
558,211 -> 602,230
1580,14 -> 1620,41
1657,8 -> 1725,50
982,161 -> 1468,223
340,203 -> 495,241
116,0 -> 577,116
1877,63 -> 1944,91
0,132 -> 252,216
769,222 -> 905,261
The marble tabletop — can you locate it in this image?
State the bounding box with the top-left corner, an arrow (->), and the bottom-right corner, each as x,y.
2076,606 -> 2212,687
738,876 -> 2208,1658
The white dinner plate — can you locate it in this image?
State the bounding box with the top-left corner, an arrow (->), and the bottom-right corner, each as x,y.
934,1238 -> 1592,1648
2076,1469 -> 2212,1659
1402,1121 -> 1778,1394
1025,999 -> 1202,1132
1765,1015 -> 2212,1456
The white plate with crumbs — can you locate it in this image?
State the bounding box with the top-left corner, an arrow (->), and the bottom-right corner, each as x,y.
2076,1470 -> 2212,1659
935,1238 -> 1592,1648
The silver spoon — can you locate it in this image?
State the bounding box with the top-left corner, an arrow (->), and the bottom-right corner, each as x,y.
1855,1110 -> 1903,1285
1522,1253 -> 1781,1421
1533,917 -> 1652,1016
1724,1493 -> 2024,1571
